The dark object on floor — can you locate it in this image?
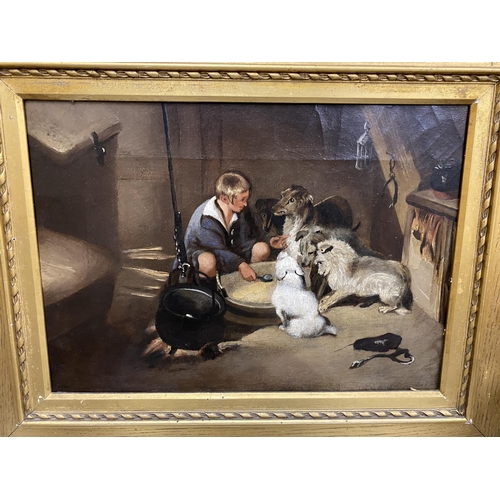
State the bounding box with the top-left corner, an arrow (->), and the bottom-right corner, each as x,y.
350,348 -> 414,369
353,332 -> 402,352
155,268 -> 226,354
348,332 -> 414,369
199,342 -> 223,360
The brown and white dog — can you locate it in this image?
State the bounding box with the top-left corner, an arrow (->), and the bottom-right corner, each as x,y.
314,238 -> 413,315
272,185 -> 355,259
272,185 -> 354,235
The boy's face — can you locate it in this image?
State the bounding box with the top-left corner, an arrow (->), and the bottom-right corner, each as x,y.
223,191 -> 249,213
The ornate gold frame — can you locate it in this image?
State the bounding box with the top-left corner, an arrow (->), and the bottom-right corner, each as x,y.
1,62 -> 499,436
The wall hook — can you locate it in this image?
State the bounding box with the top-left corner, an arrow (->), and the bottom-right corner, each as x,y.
91,131 -> 106,166
382,152 -> 398,208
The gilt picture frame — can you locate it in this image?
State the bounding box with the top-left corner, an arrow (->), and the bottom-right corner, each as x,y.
1,62 -> 499,436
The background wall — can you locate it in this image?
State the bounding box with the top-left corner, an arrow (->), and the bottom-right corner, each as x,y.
26,101 -> 469,261
113,102 -> 468,260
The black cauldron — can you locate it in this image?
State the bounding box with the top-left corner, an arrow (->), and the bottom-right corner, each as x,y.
155,276 -> 226,352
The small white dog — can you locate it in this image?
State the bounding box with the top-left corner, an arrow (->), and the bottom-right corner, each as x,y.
314,239 -> 413,315
271,251 -> 337,338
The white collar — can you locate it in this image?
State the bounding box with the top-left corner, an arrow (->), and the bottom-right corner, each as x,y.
203,196 -> 238,231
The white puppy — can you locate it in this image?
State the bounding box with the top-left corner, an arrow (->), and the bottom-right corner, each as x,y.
271,251 -> 337,338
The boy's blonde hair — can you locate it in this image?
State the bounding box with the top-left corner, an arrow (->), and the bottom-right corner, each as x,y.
215,171 -> 252,202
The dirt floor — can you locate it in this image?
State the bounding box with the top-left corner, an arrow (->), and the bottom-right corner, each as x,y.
47,263 -> 445,393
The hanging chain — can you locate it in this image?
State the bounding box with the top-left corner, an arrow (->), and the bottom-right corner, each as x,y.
382,152 -> 398,208
162,103 -> 190,278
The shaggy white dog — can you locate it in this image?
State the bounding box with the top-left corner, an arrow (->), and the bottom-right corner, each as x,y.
271,251 -> 337,338
314,239 -> 413,315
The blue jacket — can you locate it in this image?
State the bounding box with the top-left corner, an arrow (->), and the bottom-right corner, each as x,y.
185,197 -> 268,274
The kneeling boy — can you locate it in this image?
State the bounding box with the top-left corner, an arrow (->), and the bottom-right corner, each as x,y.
184,170 -> 286,282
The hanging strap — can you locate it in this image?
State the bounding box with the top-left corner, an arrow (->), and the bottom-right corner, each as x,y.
349,347 -> 414,369
382,152 -> 398,208
161,103 -> 189,275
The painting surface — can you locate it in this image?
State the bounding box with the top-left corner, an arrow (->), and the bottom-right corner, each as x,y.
24,101 -> 468,392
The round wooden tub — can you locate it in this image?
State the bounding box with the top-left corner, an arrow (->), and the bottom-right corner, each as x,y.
219,261 -> 278,318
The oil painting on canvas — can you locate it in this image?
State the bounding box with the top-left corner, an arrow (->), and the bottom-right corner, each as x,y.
24,100 -> 468,393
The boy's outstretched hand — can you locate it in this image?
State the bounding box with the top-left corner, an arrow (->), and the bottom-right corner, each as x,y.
238,262 -> 257,282
270,235 -> 289,250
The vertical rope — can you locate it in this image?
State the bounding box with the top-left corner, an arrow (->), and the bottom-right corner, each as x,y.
161,103 -> 188,268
